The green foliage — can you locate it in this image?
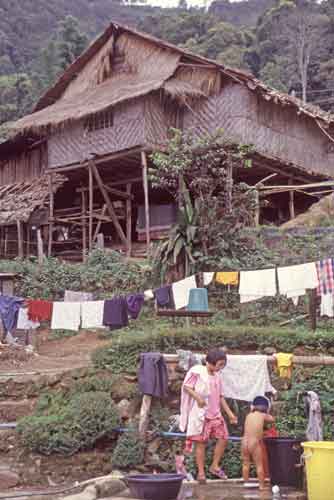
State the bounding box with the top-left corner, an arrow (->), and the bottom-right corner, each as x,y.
17,391 -> 120,455
0,249 -> 152,300
112,428 -> 145,469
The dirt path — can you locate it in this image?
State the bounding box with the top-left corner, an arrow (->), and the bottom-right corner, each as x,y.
0,330 -> 111,375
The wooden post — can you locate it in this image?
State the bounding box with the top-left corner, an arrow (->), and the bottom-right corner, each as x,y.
93,204 -> 107,243
81,189 -> 87,262
226,164 -> 233,214
96,233 -> 105,249
126,183 -> 132,257
88,165 -> 94,252
48,173 -> 54,257
16,220 -> 23,258
289,180 -> 295,220
254,189 -> 260,227
139,394 -> 152,435
37,228 -> 44,265
4,227 -> 8,258
308,288 -> 317,332
26,224 -> 31,256
141,151 -> 150,256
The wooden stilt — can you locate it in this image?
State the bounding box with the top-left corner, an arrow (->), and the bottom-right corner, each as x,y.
90,161 -> 127,246
126,183 -> 132,257
254,189 -> 260,227
37,228 -> 44,265
48,173 -> 54,257
226,164 -> 233,214
4,227 -> 8,257
141,151 -> 150,256
308,288 -> 317,332
93,204 -> 107,243
139,394 -> 152,435
26,224 -> 31,256
17,220 -> 23,258
81,189 -> 87,262
289,179 -> 295,220
88,165 -> 93,252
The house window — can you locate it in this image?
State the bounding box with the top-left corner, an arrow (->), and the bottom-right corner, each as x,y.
85,109 -> 114,133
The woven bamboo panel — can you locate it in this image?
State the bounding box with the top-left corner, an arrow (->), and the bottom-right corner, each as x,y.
144,95 -> 176,145
49,123 -> 87,168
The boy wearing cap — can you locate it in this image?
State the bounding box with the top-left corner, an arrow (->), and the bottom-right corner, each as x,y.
242,396 -> 274,490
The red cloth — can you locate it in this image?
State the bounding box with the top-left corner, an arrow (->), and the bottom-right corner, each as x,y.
316,259 -> 334,295
27,300 -> 53,322
264,424 -> 279,438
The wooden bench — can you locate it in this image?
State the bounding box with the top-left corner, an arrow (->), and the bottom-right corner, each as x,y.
156,308 -> 214,325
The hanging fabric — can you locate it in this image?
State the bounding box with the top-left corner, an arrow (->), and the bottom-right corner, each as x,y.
316,258 -> 334,295
27,300 -> 53,322
239,268 -> 276,303
17,307 -> 40,330
320,294 -> 334,317
0,295 -> 24,333
64,290 -> 93,302
126,293 -> 145,319
103,297 -> 129,330
153,285 -> 174,308
215,272 -> 239,286
138,352 -> 169,398
51,302 -> 81,331
172,275 -> 197,310
275,353 -> 294,379
203,272 -> 215,286
277,262 -> 319,301
306,391 -> 323,441
81,301 -> 104,329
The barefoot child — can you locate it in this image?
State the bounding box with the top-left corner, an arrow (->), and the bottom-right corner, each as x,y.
242,396 -> 274,490
180,348 -> 237,484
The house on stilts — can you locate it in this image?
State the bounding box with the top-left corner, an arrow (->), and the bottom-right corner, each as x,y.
1,21 -> 334,260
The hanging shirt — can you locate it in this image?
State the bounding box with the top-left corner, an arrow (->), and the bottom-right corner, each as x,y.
138,352 -> 169,399
0,296 -> 24,333
27,300 -> 53,322
172,275 -> 197,310
306,391 -> 323,441
220,355 -> 276,402
103,297 -> 128,330
17,307 -> 40,330
64,290 -> 93,302
239,268 -> 276,303
275,353 -> 294,379
51,302 -> 81,332
203,272 -> 215,286
316,259 -> 334,295
153,285 -> 173,308
277,262 -> 319,300
320,294 -> 334,317
216,272 -> 239,286
126,293 -> 145,320
81,301 -> 104,329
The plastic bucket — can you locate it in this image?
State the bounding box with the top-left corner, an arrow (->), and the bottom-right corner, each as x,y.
187,288 -> 209,312
264,438 -> 302,487
125,473 -> 185,500
302,441 -> 334,500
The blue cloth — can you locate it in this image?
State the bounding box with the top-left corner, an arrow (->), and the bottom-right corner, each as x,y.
103,297 -> 128,330
154,285 -> 174,308
138,352 -> 169,399
126,293 -> 145,320
0,295 -> 24,333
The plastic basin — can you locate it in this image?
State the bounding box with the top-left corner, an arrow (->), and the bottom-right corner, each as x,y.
125,473 -> 184,500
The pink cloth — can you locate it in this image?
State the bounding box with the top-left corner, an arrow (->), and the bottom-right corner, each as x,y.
180,365 -> 209,437
189,417 -> 229,442
206,373 -> 223,419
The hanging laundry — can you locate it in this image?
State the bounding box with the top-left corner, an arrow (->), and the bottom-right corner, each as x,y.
172,275 -> 197,310
216,271 -> 239,286
177,349 -> 205,371
138,352 -> 169,398
316,258 -> 334,295
144,290 -> 154,300
153,285 -> 174,308
203,272 -> 215,286
81,301 -> 104,329
220,355 -> 276,402
306,391 -> 323,441
27,300 -> 53,322
64,290 -> 93,302
17,307 -> 40,330
51,302 -> 81,331
277,262 -> 319,301
103,297 -> 128,330
126,293 -> 145,320
275,353 -> 294,379
320,294 -> 334,317
239,268 -> 276,303
0,295 -> 24,333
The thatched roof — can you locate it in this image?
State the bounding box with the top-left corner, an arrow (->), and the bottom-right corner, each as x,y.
0,174 -> 66,225
12,21 -> 334,136
281,192 -> 334,230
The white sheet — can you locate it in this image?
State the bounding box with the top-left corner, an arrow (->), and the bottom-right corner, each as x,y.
278,262 -> 319,299
239,268 -> 276,303
172,275 -> 197,310
51,302 -> 81,331
81,301 -> 104,329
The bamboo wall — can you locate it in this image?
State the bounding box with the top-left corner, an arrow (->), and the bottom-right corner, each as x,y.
184,82 -> 334,177
0,143 -> 47,185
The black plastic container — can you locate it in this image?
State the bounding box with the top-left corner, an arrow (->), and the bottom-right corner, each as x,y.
264,437 -> 303,487
125,473 -> 185,500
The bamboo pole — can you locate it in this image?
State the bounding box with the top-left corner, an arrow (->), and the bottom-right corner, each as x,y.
26,224 -> 31,256
48,173 -> 54,257
288,179 -> 295,220
162,353 -> 334,366
141,151 -> 150,256
126,183 -> 132,258
81,189 -> 87,262
93,204 -> 107,243
16,220 -> 23,259
88,165 -> 93,252
254,189 -> 260,227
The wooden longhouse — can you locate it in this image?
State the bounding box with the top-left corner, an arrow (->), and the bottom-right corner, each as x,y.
1,21 -> 334,260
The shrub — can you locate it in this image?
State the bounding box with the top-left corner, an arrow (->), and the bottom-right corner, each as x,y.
111,428 -> 145,469
17,391 -> 120,455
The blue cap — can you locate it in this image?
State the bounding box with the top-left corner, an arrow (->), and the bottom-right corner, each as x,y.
252,396 -> 270,408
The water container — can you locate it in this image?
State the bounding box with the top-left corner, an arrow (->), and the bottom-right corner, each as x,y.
187,288 -> 209,312
264,438 -> 302,488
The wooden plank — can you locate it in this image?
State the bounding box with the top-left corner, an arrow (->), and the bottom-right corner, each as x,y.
126,183 -> 132,257
157,309 -> 214,318
141,151 -> 151,255
16,220 -> 24,258
90,161 -> 127,246
81,189 -> 87,262
88,165 -> 93,252
48,173 -> 54,257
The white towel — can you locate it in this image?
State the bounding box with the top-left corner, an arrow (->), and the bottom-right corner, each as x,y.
203,272 -> 215,286
144,290 -> 154,300
220,355 -> 276,402
172,275 -> 197,310
239,269 -> 276,303
278,262 -> 319,299
81,301 -> 104,329
64,290 -> 93,302
320,294 -> 334,317
17,308 -> 40,330
51,302 -> 81,331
